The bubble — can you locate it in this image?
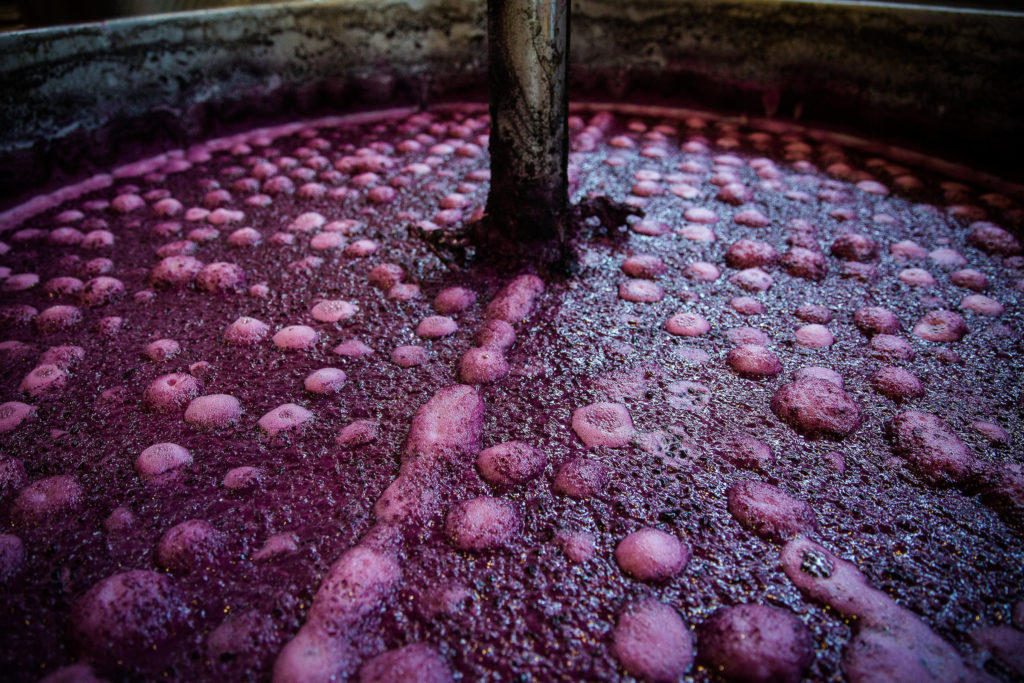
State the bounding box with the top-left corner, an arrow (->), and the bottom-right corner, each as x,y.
344,239 -> 379,257
227,227 -> 263,247
734,209 -> 771,228
223,316 -> 270,345
727,480 -> 817,541
35,305 -> 83,333
136,443 -> 193,480
455,346 -> 508,383
779,537 -> 985,682
972,421 -> 1008,444
887,411 -> 974,485
678,224 -> 718,242
11,475 -> 83,523
368,263 -> 405,289
615,528 -> 690,581
304,368 -> 347,394
150,255 -> 204,288
477,441 -> 546,487
388,283 -> 422,301
697,604 -> 814,683
0,401 -> 37,432
156,520 -> 221,573
473,319 -> 516,350
309,232 -> 345,251
729,296 -> 763,315
619,279 -> 665,303
307,545 -> 401,628
258,403 -> 313,438
684,207 -> 719,224
631,220 -> 670,236
287,212 -> 326,233
897,268 -> 936,287
831,232 -> 879,262
555,530 -> 596,563
612,599 -> 693,681
81,258 -> 114,278
337,420 -> 379,447
273,325 -> 318,350
684,261 -> 720,281
196,262 -> 246,293
48,227 -> 85,246
890,239 -> 928,260
717,431 -> 775,470
223,466 -> 263,491
871,367 -> 923,399
572,402 -> 635,448
273,631 -> 349,683
82,229 -> 115,249
78,276 -> 125,307
254,532 -> 299,562
70,570 -> 184,666
2,273 -> 40,292
726,326 -> 769,346
43,276 -> 84,297
929,247 -> 967,267
960,294 -> 1003,316
552,458 -> 610,499
153,197 -> 183,216
854,306 -> 900,336
184,394 -> 242,428
144,373 -> 201,412
485,274 -> 545,322
333,339 -> 374,357
912,310 -> 967,342
111,193 -> 145,213
444,496 -> 519,551
967,221 -> 1021,255
433,287 -> 477,314
794,324 -> 834,348
669,183 -> 699,199
270,232 -> 295,246
730,267 -> 773,292
18,364 -> 68,397
725,239 -> 777,269
392,345 -> 428,367
157,240 -> 197,258
948,268 -> 987,291
771,378 -> 861,439
151,220 -> 182,238
791,367 -> 841,389
618,255 -> 665,282
728,345 -> 781,378
780,248 -> 827,281
417,315 -> 458,338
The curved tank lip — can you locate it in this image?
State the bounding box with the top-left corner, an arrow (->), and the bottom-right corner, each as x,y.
4,0 -> 1021,37
1,0 -> 1022,204
3,100 -> 1022,234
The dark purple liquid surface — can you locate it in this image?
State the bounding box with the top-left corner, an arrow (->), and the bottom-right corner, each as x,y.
0,104 -> 1022,682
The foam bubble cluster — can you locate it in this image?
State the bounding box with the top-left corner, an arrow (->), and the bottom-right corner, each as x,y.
611,599 -> 693,681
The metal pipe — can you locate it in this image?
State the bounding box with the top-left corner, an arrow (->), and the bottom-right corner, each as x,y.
485,0 -> 570,246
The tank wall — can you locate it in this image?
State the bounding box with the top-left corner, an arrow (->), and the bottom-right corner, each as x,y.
1,0 -> 1022,202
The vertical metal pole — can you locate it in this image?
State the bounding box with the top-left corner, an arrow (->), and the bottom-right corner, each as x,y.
485,0 -> 569,246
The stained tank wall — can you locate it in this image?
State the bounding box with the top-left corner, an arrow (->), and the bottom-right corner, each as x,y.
1,0 -> 1022,203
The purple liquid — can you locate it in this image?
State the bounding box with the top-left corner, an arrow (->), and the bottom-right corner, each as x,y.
0,104 -> 1022,681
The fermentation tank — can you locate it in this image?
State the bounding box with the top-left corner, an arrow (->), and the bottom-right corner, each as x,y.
0,2 -> 1022,681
